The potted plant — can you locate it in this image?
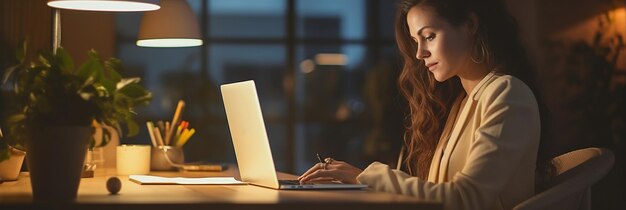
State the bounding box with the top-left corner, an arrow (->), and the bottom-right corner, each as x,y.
1,42 -> 151,201
0,127 -> 26,181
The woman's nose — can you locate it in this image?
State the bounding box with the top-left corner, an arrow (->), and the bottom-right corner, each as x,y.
415,46 -> 430,60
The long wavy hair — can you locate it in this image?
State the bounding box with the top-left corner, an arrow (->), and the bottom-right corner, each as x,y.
395,0 -> 556,192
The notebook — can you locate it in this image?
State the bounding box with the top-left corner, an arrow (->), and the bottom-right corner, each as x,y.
129,175 -> 246,185
221,80 -> 368,190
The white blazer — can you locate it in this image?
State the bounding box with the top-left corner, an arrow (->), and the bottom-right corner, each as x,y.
357,72 -> 540,210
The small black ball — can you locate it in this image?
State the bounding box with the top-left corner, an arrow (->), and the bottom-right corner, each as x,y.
106,176 -> 122,194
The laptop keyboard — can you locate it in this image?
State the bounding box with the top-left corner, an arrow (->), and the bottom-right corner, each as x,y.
279,180 -> 313,185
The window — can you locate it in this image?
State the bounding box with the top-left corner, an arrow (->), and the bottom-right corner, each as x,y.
115,0 -> 403,173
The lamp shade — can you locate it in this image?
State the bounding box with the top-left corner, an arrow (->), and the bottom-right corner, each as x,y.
47,0 -> 160,12
137,0 -> 202,47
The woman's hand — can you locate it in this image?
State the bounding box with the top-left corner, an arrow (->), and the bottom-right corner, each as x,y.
298,158 -> 363,184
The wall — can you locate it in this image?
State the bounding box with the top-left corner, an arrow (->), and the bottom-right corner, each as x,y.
522,0 -> 625,209
60,9 -> 115,64
0,0 -> 52,67
0,0 -> 115,69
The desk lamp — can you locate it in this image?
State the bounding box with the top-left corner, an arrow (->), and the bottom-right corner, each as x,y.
137,0 -> 203,47
47,0 -> 161,53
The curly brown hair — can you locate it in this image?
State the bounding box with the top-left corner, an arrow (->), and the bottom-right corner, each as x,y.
395,0 -> 555,192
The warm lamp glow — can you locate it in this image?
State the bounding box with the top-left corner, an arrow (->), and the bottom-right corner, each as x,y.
137,38 -> 203,47
47,0 -> 160,12
315,53 -> 348,66
137,0 -> 202,47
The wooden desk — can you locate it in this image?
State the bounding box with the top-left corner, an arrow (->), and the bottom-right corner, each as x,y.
0,167 -> 441,210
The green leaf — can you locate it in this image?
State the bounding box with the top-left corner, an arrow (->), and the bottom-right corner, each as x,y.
118,83 -> 149,98
93,83 -> 110,97
113,123 -> 123,139
7,114 -> 26,124
100,128 -> 111,147
134,92 -> 153,105
78,50 -> 102,82
2,64 -> 20,85
38,54 -> 51,68
125,118 -> 139,137
116,77 -> 140,90
79,75 -> 95,91
98,70 -> 116,95
104,58 -> 123,83
78,57 -> 102,82
56,47 -> 74,74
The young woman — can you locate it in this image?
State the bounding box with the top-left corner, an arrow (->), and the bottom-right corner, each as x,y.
298,0 -> 555,209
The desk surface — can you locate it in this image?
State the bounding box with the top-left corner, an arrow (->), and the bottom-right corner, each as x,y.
0,167 -> 441,210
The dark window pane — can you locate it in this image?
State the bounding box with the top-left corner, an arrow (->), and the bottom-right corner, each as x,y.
209,0 -> 286,38
208,44 -> 287,119
208,44 -> 290,170
293,44 -> 405,173
296,0 -> 365,39
266,124 -> 288,171
117,44 -> 202,119
379,0 -> 398,39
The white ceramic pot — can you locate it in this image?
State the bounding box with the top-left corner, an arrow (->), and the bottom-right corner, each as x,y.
0,147 -> 26,181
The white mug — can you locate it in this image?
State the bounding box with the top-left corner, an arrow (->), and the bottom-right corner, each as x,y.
116,145 -> 151,175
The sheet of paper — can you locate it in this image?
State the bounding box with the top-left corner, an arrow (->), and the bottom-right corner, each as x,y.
129,175 -> 247,185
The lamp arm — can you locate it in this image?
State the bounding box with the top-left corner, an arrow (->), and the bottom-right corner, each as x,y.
53,8 -> 61,54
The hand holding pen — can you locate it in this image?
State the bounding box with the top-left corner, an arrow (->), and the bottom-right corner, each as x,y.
298,154 -> 363,184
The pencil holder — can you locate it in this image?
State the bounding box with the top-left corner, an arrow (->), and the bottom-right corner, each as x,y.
150,146 -> 184,171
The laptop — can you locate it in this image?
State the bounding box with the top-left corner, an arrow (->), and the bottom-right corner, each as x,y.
221,80 -> 368,190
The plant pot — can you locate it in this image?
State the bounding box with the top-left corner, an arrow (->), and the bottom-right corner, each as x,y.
25,125 -> 93,202
0,147 -> 26,181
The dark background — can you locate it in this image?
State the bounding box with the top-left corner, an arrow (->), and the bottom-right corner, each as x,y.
1,0 -> 624,209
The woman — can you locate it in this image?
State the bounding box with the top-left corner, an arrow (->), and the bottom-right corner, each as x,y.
298,0 -> 555,209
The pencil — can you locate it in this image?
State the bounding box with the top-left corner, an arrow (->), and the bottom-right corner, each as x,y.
176,128 -> 195,147
173,122 -> 184,145
165,121 -> 170,145
165,100 -> 185,146
153,127 -> 165,147
156,121 -> 165,134
146,121 -> 158,147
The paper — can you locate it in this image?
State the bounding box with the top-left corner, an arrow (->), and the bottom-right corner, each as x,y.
129,175 -> 247,185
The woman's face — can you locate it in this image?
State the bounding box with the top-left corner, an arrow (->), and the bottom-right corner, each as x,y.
406,5 -> 474,82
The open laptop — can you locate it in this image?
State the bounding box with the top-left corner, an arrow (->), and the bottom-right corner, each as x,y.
221,80 -> 368,190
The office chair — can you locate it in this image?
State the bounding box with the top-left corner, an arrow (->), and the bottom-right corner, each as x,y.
513,147 -> 614,210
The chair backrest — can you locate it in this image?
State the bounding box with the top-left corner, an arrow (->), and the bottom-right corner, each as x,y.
513,147 -> 614,210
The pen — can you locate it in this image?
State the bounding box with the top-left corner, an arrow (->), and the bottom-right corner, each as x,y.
166,100 -> 185,147
174,121 -> 187,144
317,153 -> 324,164
176,128 -> 195,147
175,122 -> 184,140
